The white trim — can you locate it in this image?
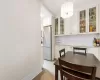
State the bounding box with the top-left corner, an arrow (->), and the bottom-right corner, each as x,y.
21,69 -> 42,80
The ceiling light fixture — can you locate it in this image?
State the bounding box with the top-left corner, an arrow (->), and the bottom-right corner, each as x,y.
61,0 -> 73,18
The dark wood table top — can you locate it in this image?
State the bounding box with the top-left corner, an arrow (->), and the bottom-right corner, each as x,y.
54,51 -> 100,79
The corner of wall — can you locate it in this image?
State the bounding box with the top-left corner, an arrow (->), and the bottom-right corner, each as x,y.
21,68 -> 42,80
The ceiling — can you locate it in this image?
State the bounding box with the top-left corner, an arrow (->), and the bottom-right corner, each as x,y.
41,0 -> 100,16
41,4 -> 52,18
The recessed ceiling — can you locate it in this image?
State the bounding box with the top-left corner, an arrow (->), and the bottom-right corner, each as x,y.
41,0 -> 100,16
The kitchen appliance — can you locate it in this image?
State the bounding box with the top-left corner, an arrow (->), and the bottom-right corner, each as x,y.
43,25 -> 52,60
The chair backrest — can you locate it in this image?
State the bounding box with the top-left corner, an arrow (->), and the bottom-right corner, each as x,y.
59,48 -> 65,57
73,47 -> 87,55
59,58 -> 96,80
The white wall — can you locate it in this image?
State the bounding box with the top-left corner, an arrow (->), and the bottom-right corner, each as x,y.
41,5 -> 52,26
0,0 -> 42,80
41,4 -> 52,18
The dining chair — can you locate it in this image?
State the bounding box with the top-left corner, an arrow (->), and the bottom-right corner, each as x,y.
59,58 -> 96,80
59,48 -> 65,57
73,47 -> 87,55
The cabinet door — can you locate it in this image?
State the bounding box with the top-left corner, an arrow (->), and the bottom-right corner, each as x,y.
55,45 -> 66,58
98,48 -> 100,61
60,17 -> 64,34
98,4 -> 100,33
67,46 -> 73,51
87,48 -> 99,59
55,18 -> 58,35
64,11 -> 79,35
64,18 -> 71,35
88,6 -> 99,33
55,45 -> 60,58
79,10 -> 87,33
71,11 -> 79,34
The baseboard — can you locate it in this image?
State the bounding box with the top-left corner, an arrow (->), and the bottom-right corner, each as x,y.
21,68 -> 42,80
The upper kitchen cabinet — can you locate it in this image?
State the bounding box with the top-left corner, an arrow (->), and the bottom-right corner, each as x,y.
64,11 -> 79,35
55,18 -> 58,35
64,17 -> 71,35
79,10 -> 86,33
55,17 -> 64,35
79,5 -> 99,34
70,11 -> 79,34
60,17 -> 64,34
88,6 -> 99,33
98,4 -> 100,33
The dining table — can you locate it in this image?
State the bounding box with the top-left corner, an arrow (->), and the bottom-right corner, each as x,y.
54,51 -> 100,80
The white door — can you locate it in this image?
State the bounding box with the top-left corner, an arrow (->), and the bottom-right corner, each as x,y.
70,11 -> 79,34
64,18 -> 71,35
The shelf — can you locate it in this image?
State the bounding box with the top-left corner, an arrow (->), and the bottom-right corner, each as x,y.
54,32 -> 100,37
78,32 -> 99,35
54,34 -> 67,37
55,44 -> 100,48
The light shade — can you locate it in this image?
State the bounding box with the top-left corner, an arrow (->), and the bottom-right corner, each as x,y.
61,1 -> 73,18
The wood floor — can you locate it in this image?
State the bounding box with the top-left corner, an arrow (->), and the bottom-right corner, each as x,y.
33,69 -> 55,80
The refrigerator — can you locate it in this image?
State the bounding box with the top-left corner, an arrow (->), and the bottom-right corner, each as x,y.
43,25 -> 52,61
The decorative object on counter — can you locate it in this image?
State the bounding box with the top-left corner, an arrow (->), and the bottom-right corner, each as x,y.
93,38 -> 100,47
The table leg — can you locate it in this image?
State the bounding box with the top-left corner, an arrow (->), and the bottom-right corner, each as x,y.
55,65 -> 58,80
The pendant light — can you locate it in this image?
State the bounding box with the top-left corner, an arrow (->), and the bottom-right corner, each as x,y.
61,0 -> 73,18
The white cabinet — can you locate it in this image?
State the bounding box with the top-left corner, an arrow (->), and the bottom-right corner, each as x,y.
64,18 -> 71,35
98,48 -> 100,61
64,11 -> 79,35
67,46 -> 73,51
87,48 -> 99,60
55,45 -> 73,58
55,45 -> 64,58
55,45 -> 60,58
55,4 -> 100,36
55,45 -> 66,58
64,5 -> 99,35
55,18 -> 59,35
79,5 -> 99,34
98,4 -> 100,33
70,11 -> 79,34
88,6 -> 99,33
55,17 -> 64,35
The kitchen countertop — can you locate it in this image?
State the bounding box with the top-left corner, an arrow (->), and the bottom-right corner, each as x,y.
55,44 -> 100,48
